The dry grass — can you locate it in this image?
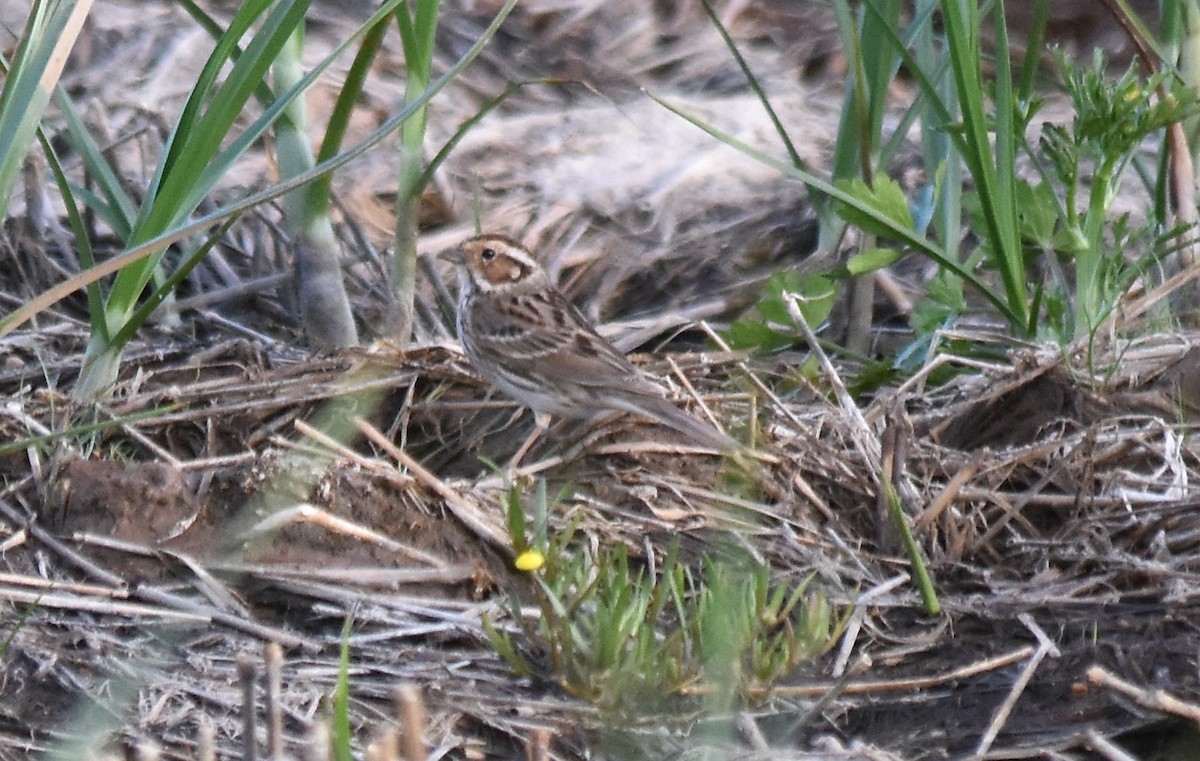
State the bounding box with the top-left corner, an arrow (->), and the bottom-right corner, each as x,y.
4,323 -> 1200,759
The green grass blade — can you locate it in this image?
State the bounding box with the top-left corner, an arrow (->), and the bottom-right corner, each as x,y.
173,0 -> 295,110
143,0 -> 312,235
987,1 -> 1030,332
54,90 -> 137,240
416,78 -> 564,190
1,0 -> 517,339
332,615 -> 353,761
699,0 -> 803,170
198,0 -> 405,195
311,12 -> 391,210
153,0 -> 275,203
1016,0 -> 1050,100
940,0 -> 1030,332
38,130 -> 106,337
648,92 -> 1018,323
0,405 -> 181,458
172,0 -> 226,40
0,0 -> 94,220
882,479 -> 940,615
110,219 -> 238,348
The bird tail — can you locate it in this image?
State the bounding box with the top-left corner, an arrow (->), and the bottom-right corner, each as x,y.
622,395 -> 741,451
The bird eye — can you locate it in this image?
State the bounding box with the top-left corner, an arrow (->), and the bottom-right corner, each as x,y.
480,247 -> 497,261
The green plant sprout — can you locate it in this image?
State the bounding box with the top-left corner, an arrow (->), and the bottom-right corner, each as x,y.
485,482 -> 843,720
1030,52 -> 1194,342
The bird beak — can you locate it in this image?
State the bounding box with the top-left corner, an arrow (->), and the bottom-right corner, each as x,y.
438,247 -> 465,264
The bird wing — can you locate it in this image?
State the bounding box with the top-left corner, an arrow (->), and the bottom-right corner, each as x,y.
469,287 -> 666,398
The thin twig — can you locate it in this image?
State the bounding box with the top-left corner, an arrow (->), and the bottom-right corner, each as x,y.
783,292 -> 939,613
356,418 -> 512,553
237,652 -> 259,761
753,645 -> 1036,697
396,684 -> 427,761
240,502 -> 448,568
266,643 -> 284,761
1083,729 -> 1140,761
0,496 -> 124,587
526,727 -> 553,761
972,614 -> 1060,757
294,418 -> 416,488
197,715 -> 216,761
1087,665 -> 1200,723
305,719 -> 331,761
782,293 -> 922,508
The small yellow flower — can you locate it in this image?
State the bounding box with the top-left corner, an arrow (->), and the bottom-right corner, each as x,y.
515,550 -> 545,572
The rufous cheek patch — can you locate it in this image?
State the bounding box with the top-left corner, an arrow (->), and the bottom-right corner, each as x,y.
481,257 -> 527,285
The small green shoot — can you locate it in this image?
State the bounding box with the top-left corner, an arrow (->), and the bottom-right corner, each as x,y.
1031,52 -> 1195,341
393,0 -> 442,344
331,615 -> 354,761
0,601 -> 38,659
0,405 -> 182,459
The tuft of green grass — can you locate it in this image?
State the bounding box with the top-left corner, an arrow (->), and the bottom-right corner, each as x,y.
67,0 -> 334,398
0,0 -> 518,398
679,0 -> 1200,364
485,482 -> 844,720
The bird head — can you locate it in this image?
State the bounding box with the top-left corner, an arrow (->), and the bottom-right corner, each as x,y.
441,235 -> 548,294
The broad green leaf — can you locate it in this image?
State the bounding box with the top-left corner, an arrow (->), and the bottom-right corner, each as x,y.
846,246 -> 902,275
1014,180 -> 1060,248
835,174 -> 915,239
724,320 -> 793,353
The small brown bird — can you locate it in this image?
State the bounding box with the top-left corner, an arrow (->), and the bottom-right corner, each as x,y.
442,234 -> 737,458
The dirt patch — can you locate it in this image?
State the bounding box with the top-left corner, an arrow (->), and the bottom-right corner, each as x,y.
42,454 -> 510,590
52,459 -> 202,544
